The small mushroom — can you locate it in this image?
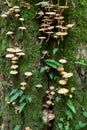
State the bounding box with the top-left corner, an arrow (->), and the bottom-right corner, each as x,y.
19,18 -> 25,26
24,71 -> 32,77
6,54 -> 14,58
16,52 -> 25,56
25,127 -> 32,130
6,48 -> 15,52
6,31 -> 14,39
59,59 -> 67,64
1,14 -> 8,22
36,84 -> 43,88
63,72 -> 73,78
15,14 -> 20,19
38,36 -> 46,44
70,87 -> 76,93
66,24 -> 74,29
19,26 -> 26,35
20,82 -> 27,86
48,113 -> 55,121
49,86 -> 55,90
10,70 -> 18,75
58,79 -> 67,85
57,66 -> 64,72
11,65 -> 18,69
57,88 -> 69,94
46,100 -> 53,106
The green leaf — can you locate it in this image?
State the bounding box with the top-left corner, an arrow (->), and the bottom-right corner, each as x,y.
19,95 -> 25,103
54,3 -> 59,8
14,125 -> 21,130
19,102 -> 26,113
65,121 -> 70,130
53,48 -> 59,55
40,66 -> 46,73
82,111 -> 87,118
75,121 -> 87,130
75,61 -> 87,66
19,90 -> 24,96
65,110 -> 73,120
55,97 -> 61,103
58,123 -> 63,130
10,89 -> 18,96
10,92 -> 20,102
26,96 -> 32,103
35,1 -> 49,6
45,59 -> 61,69
49,73 -> 54,79
67,99 -> 76,114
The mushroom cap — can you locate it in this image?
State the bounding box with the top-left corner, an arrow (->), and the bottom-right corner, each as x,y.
16,52 -> 25,56
70,87 -> 76,92
19,18 -> 25,21
58,6 -> 69,9
59,59 -> 67,64
56,32 -> 67,36
48,113 -> 55,121
10,70 -> 18,75
20,82 -> 27,86
45,12 -> 56,15
13,47 -> 22,53
15,14 -> 20,18
57,88 -> 69,94
38,36 -> 46,40
36,84 -> 43,88
24,71 -> 32,77
58,79 -> 67,85
6,31 -> 14,35
66,24 -> 74,28
13,6 -> 20,9
12,56 -> 19,61
50,91 -> 55,96
47,26 -> 54,30
19,27 -> 26,30
57,66 -> 64,72
14,9 -> 20,13
54,16 -> 64,20
49,86 -> 55,90
6,54 -> 14,58
63,72 -> 73,78
11,65 -> 18,69
20,86 -> 26,90
46,31 -> 53,34
6,48 -> 15,52
1,14 -> 7,18
46,100 -> 52,105
11,60 -> 17,64
25,127 -> 32,130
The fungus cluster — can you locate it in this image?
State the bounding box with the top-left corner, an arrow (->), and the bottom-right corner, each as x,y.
37,0 -> 74,43
42,85 -> 55,126
6,47 -> 25,75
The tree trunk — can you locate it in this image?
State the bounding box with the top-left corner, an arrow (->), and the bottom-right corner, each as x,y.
0,0 -> 87,130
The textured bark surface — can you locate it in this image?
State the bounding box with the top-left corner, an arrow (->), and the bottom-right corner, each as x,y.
0,0 -> 87,130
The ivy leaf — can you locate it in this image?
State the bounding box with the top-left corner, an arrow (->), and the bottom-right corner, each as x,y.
45,59 -> 61,69
82,111 -> 87,118
14,125 -> 21,130
53,48 -> 59,55
10,89 -> 18,96
75,121 -> 87,130
40,66 -> 46,73
67,99 -> 76,114
10,92 -> 20,102
65,121 -> 70,130
65,110 -> 73,120
19,95 -> 25,103
75,61 -> 87,66
54,3 -> 59,8
26,96 -> 32,103
35,1 -> 49,6
19,102 -> 26,113
49,73 -> 54,79
58,123 -> 63,130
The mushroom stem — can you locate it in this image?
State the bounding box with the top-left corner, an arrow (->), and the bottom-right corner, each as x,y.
39,39 -> 43,45
46,34 -> 50,42
5,0 -> 11,6
65,0 -> 68,6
